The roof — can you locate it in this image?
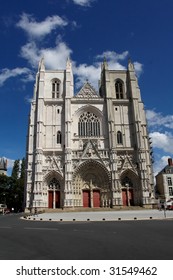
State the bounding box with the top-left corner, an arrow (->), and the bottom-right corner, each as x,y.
156,164 -> 173,176
75,81 -> 100,98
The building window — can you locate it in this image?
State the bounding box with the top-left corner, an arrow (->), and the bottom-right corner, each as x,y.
167,177 -> 172,186
52,79 -> 60,98
169,187 -> 173,196
117,131 -> 123,144
78,112 -> 100,137
57,131 -> 62,144
115,80 -> 124,99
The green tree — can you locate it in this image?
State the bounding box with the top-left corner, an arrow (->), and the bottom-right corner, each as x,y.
0,158 -> 26,212
0,174 -> 16,206
11,159 -> 20,180
0,174 -> 8,204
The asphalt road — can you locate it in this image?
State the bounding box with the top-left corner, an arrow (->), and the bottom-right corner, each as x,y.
0,213 -> 173,260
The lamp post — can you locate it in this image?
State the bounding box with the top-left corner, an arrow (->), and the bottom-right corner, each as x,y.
2,193 -> 6,215
13,194 -> 17,212
164,200 -> 167,218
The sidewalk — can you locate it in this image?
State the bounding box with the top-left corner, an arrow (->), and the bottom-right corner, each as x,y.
23,209 -> 173,222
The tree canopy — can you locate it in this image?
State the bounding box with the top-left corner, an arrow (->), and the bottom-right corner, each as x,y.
0,158 -> 25,212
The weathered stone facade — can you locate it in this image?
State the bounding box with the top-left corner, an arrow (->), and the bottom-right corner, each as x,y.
25,58 -> 154,210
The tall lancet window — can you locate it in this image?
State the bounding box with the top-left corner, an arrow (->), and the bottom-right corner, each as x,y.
78,112 -> 100,137
117,131 -> 123,144
57,131 -> 62,144
52,79 -> 60,98
115,80 -> 124,99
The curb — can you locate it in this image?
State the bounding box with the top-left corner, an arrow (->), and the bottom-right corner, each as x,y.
21,216 -> 173,222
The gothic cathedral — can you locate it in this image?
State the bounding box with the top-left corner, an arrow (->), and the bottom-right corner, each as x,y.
25,57 -> 154,211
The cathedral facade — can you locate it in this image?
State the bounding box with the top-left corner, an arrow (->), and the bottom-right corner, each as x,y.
25,57 -> 154,211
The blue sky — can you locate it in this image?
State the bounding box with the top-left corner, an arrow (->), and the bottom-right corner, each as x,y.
1,0 -> 173,177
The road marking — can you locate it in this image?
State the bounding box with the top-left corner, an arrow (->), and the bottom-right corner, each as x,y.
73,229 -> 94,233
24,227 -> 59,231
0,226 -> 12,229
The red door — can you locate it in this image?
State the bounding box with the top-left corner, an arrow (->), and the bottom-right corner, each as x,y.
83,190 -> 90,207
122,190 -> 128,206
55,191 -> 60,208
93,190 -> 100,207
129,189 -> 134,206
48,191 -> 53,208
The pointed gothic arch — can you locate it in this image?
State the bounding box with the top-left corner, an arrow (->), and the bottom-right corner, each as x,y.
72,105 -> 103,139
117,130 -> 123,144
51,78 -> 61,98
43,171 -> 64,209
73,159 -> 111,208
120,169 -> 142,206
115,79 -> 124,99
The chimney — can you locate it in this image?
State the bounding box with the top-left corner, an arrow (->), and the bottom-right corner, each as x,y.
168,158 -> 173,166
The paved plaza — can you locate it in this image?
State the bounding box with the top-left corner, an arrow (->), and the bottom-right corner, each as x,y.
24,209 -> 173,222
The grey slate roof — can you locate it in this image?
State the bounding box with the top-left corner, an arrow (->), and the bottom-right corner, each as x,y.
157,164 -> 173,175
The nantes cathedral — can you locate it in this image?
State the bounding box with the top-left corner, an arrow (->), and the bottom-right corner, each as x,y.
24,57 -> 155,211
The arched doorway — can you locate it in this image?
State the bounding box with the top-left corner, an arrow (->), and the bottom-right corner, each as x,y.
44,171 -> 63,209
48,178 -> 61,208
83,187 -> 91,207
73,160 -> 111,208
120,170 -> 141,206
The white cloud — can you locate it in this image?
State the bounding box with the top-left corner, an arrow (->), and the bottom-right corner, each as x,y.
19,41 -> 142,93
73,50 -> 131,90
96,50 -> 128,62
74,50 -> 132,89
74,62 -> 101,89
16,13 -> 68,39
144,109 -> 173,176
146,109 -> 173,129
41,41 -> 72,69
16,15 -> 142,91
149,131 -> 173,154
6,158 -> 15,169
72,0 -> 94,6
133,61 -> 143,77
20,39 -> 72,69
0,67 -> 33,86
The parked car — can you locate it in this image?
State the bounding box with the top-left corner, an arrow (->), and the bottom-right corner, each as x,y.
4,208 -> 10,214
166,200 -> 173,210
0,204 -> 7,214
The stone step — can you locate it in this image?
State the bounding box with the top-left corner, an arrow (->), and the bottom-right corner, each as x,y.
44,206 -> 144,213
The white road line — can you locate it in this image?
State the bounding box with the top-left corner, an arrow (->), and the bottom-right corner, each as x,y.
0,226 -> 12,229
24,227 -> 59,231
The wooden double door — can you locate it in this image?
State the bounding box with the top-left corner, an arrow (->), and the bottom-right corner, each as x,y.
122,189 -> 134,206
83,190 -> 100,207
48,190 -> 60,208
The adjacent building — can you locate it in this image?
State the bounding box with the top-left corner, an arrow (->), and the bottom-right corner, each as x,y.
0,157 -> 7,175
155,158 -> 173,202
25,57 -> 154,211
